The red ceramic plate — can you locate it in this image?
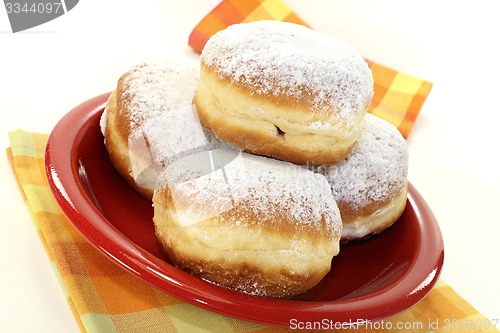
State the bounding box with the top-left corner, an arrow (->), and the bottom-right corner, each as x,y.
45,93 -> 444,328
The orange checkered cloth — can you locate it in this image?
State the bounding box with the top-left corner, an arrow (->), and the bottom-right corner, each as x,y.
7,130 -> 500,333
188,0 -> 432,138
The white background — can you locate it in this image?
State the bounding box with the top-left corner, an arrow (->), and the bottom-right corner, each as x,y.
1,1 -> 499,332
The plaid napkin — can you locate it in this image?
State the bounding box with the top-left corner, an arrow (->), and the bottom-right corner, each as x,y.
7,130 -> 500,333
188,0 -> 433,139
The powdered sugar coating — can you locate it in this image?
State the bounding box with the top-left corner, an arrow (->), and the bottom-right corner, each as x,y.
121,59 -> 233,169
162,150 -> 342,237
321,114 -> 408,210
201,20 -> 373,124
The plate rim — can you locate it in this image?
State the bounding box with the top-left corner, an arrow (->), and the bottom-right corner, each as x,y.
45,93 -> 444,327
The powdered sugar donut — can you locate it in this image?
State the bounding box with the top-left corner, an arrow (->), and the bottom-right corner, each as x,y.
102,59 -> 233,200
315,114 -> 409,241
194,20 -> 374,165
153,150 -> 342,298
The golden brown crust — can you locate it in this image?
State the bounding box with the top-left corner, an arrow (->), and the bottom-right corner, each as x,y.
104,91 -> 154,199
203,63 -> 350,114
157,234 -> 328,298
152,152 -> 342,298
115,69 -> 138,137
336,182 -> 405,221
153,191 -> 338,298
158,183 -> 334,240
341,183 -> 408,241
102,60 -> 204,200
194,65 -> 361,165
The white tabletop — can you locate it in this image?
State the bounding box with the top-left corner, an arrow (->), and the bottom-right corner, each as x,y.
1,1 -> 499,332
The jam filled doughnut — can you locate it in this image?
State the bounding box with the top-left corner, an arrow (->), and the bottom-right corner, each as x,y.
316,114 -> 409,241
153,150 -> 342,298
101,59 -> 233,200
194,20 -> 374,165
